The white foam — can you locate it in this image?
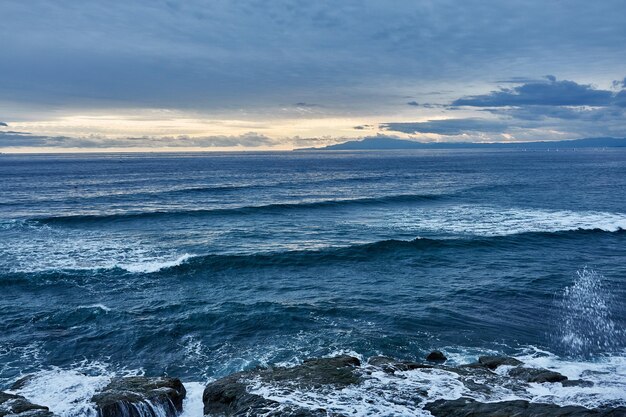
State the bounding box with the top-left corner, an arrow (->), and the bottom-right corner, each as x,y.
244,348 -> 626,416
118,253 -> 195,273
77,304 -> 112,312
179,382 -> 205,417
361,205 -> 626,237
248,366 -> 474,416
513,347 -> 626,408
9,362 -> 117,417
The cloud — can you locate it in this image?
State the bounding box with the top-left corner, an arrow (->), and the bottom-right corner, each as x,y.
452,77 -> 615,107
1,0 -> 626,114
485,105 -> 626,122
615,90 -> 626,107
0,122 -> 7,126
0,131 -> 278,149
381,119 -> 508,135
407,101 -> 419,106
612,77 -> 626,89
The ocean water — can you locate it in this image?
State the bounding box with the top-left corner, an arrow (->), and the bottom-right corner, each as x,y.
0,149 -> 625,415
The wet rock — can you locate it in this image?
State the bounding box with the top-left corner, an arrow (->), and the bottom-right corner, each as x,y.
424,397 -> 626,416
0,391 -> 55,417
9,376 -> 36,392
202,372 -> 278,416
562,379 -> 594,388
478,355 -> 523,370
264,355 -> 361,388
508,367 -> 568,383
426,350 -> 447,362
91,376 -> 186,417
367,356 -> 433,373
203,356 -> 360,416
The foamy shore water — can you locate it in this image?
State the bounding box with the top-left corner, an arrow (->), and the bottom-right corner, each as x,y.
4,348 -> 626,417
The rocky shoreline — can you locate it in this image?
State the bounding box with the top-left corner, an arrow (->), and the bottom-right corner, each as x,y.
2,352 -> 624,416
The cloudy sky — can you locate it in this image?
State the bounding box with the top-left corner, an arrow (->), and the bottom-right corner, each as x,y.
1,0 -> 625,151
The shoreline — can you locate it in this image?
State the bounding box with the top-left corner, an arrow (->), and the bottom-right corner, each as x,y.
3,351 -> 625,417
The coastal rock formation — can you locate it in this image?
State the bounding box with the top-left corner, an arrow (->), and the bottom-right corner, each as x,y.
201,354 -> 620,417
203,355 -> 360,416
91,377 -> 186,417
3,354 -> 622,416
0,391 -> 55,417
425,398 -> 626,417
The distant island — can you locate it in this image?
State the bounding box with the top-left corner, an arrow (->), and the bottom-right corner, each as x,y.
297,136 -> 626,151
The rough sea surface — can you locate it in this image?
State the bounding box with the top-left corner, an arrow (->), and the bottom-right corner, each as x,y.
1,150 -> 625,415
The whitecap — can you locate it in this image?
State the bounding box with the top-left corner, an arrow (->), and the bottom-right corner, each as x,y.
117,253 -> 195,273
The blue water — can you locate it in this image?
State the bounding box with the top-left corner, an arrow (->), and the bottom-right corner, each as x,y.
1,150 -> 625,411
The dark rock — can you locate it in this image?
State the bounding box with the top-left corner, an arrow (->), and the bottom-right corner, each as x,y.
426,351 -> 447,362
202,372 -> 279,417
202,372 -> 337,416
91,376 -> 186,417
562,379 -> 594,388
424,397 -> 626,416
265,355 -> 361,388
9,376 -> 36,392
367,356 -> 434,373
508,367 -> 568,383
0,391 -> 55,417
478,355 -> 523,370
203,356 -> 360,416
367,356 -> 396,367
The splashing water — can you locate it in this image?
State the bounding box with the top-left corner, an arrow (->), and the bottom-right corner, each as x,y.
557,268 -> 624,358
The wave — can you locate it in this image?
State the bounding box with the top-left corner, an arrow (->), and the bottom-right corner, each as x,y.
2,228 -> 623,276
117,253 -> 195,273
113,228 -> 625,274
27,193 -> 449,225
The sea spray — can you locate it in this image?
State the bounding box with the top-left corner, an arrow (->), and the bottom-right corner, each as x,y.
556,268 -> 624,357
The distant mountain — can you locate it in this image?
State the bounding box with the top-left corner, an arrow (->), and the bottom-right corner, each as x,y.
297,136 -> 626,151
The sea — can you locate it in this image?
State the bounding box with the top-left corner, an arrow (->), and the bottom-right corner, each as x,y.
0,149 -> 625,415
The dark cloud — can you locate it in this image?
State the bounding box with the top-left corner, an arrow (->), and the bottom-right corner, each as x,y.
612,77 -> 626,89
495,77 -> 549,84
353,125 -> 374,130
485,105 -> 626,122
407,101 -> 419,106
1,1 -> 625,111
0,122 -> 7,127
452,77 -> 615,107
0,132 -> 277,149
294,102 -> 320,107
381,119 -> 508,135
614,90 -> 626,107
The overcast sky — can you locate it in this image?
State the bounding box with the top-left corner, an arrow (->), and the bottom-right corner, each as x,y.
1,0 -> 625,151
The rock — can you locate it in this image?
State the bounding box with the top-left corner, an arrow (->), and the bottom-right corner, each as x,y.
202,372 -> 279,417
0,391 -> 55,417
562,379 -> 594,388
9,376 -> 36,392
264,355 -> 361,388
426,351 -> 447,362
203,356 -> 360,416
424,397 -> 626,416
478,355 -> 523,370
508,367 -> 568,383
367,356 -> 433,373
91,376 -> 186,417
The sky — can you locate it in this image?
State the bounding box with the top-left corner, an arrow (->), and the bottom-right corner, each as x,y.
1,0 -> 625,152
